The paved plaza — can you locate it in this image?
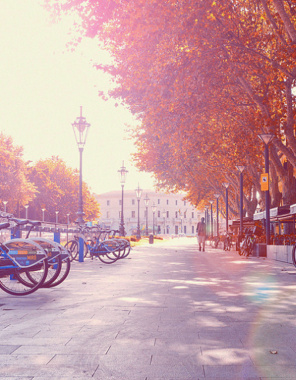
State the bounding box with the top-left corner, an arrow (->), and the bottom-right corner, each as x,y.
1,238 -> 296,379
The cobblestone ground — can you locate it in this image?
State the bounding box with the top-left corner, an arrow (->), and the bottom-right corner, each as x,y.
0,237 -> 296,379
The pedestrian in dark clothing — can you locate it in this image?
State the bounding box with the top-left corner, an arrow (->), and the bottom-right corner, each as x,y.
196,217 -> 206,251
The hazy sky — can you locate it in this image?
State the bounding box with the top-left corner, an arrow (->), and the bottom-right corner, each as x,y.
0,0 -> 155,195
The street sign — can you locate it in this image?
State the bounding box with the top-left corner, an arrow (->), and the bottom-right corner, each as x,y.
261,173 -> 269,191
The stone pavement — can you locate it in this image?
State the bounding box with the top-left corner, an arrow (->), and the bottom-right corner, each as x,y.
1,238 -> 296,379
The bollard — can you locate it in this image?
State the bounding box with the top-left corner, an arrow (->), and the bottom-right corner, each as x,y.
79,237 -> 84,262
54,231 -> 61,243
149,234 -> 154,244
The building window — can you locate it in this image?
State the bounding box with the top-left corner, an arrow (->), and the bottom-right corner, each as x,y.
192,212 -> 194,218
166,200 -> 169,205
132,199 -> 135,205
158,199 -> 160,204
158,210 -> 160,217
184,201 -> 186,206
175,211 -> 178,218
192,225 -> 195,234
131,211 -> 135,218
166,211 -> 169,218
119,211 -> 121,218
184,212 -> 187,219
184,226 -> 187,234
106,211 -> 109,218
107,200 -> 110,206
175,200 -> 178,205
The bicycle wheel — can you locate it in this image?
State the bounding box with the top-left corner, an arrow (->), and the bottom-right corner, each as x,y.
0,259 -> 49,296
46,255 -> 71,287
0,238 -> 49,295
64,240 -> 79,261
113,239 -> 131,259
25,254 -> 62,287
84,240 -> 91,258
98,252 -> 118,264
27,238 -> 62,287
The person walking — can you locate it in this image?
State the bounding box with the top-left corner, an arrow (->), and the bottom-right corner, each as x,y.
196,217 -> 206,251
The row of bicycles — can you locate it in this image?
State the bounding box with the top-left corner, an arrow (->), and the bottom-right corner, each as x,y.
0,215 -> 132,296
0,215 -> 71,296
65,224 -> 131,264
209,229 -> 257,256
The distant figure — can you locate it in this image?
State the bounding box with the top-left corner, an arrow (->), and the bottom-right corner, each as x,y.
196,217 -> 206,251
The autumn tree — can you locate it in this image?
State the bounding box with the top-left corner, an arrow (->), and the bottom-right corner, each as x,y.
28,156 -> 100,223
0,133 -> 36,215
45,0 -> 296,216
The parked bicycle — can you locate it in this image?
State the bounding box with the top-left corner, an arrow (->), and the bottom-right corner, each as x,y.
0,221 -> 49,296
0,216 -> 71,295
64,224 -> 91,261
239,228 -> 257,257
223,232 -> 233,251
87,228 -> 131,264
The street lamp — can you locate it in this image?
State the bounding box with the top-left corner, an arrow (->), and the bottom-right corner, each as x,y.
66,213 -> 70,242
72,106 -> 90,225
42,208 -> 45,222
163,210 -> 166,234
135,183 -> 142,240
209,201 -> 213,238
222,182 -> 230,232
55,211 -> 59,224
144,193 -> 150,236
205,206 -> 209,235
118,161 -> 128,236
236,165 -> 246,238
152,203 -> 156,236
24,205 -> 29,219
214,194 -> 220,237
258,133 -> 275,245
3,201 -> 7,213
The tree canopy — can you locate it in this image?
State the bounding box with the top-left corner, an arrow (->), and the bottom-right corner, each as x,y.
27,156 -> 100,223
0,133 -> 36,214
0,133 -> 100,223
45,0 -> 296,217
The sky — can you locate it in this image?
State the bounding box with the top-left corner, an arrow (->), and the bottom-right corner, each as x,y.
0,0 -> 156,195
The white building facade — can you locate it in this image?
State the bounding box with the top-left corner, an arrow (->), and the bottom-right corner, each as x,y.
95,190 -> 203,236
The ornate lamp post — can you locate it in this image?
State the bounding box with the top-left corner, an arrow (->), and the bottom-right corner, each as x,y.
144,193 -> 150,236
24,205 -> 29,219
204,206 -> 209,236
222,182 -> 230,232
55,211 -> 59,224
236,165 -> 246,238
209,200 -> 213,238
152,203 -> 156,236
258,133 -> 274,245
42,208 -> 45,222
135,183 -> 142,240
118,161 -> 128,236
163,210 -> 166,235
3,201 -> 7,213
72,106 -> 90,225
214,194 -> 220,237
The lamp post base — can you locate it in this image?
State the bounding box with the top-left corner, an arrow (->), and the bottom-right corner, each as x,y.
119,223 -> 125,237
76,211 -> 85,225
